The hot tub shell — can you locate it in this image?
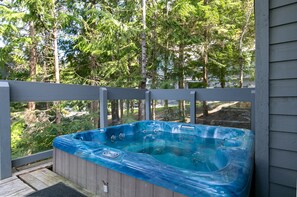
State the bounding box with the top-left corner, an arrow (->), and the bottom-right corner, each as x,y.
53,121 -> 254,197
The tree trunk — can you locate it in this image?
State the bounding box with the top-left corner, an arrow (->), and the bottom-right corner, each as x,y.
152,100 -> 156,120
202,50 -> 209,119
163,52 -> 169,114
239,55 -> 244,88
126,100 -> 130,116
28,21 -> 37,111
238,2 -> 253,88
220,68 -> 226,88
89,55 -> 99,127
163,0 -> 169,114
202,1 -> 210,118
111,100 -> 119,125
90,77 -> 99,128
53,7 -> 61,124
53,30 -> 59,85
138,0 -> 147,120
150,0 -> 158,121
130,100 -> 134,114
120,100 -> 124,120
178,43 -> 185,121
90,100 -> 99,127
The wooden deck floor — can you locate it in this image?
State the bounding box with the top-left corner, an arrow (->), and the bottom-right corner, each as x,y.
0,162 -> 95,197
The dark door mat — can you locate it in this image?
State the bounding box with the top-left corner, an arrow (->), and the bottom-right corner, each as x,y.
26,182 -> 87,197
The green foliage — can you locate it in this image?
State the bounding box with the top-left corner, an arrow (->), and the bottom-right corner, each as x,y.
11,120 -> 26,158
121,114 -> 137,124
11,113 -> 96,159
3,0 -> 255,159
1,0 -> 254,87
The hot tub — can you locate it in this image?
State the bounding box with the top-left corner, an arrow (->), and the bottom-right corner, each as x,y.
53,121 -> 254,197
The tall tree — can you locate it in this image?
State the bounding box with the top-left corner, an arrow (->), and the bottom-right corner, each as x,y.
138,0 -> 147,120
238,0 -> 254,88
28,21 -> 37,110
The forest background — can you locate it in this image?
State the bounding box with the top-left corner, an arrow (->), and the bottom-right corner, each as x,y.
0,0 -> 254,159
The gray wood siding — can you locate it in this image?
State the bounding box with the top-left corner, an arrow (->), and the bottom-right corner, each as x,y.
270,61 -> 297,79
270,183 -> 296,197
270,131 -> 297,151
270,167 -> 297,188
270,79 -> 297,97
270,149 -> 297,171
270,115 -> 297,133
270,0 -> 297,9
270,23 -> 297,44
270,98 -> 297,115
270,3 -> 297,27
270,41 -> 297,62
269,1 -> 297,196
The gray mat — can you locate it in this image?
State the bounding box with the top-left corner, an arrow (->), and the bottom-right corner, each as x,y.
26,182 -> 87,197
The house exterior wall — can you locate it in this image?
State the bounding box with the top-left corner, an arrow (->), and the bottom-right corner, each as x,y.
256,0 -> 297,196
269,0 -> 297,196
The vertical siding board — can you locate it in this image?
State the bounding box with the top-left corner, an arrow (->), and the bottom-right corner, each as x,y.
121,174 -> 136,197
52,148 -> 56,172
60,150 -> 65,177
135,179 -> 153,197
77,158 -> 87,188
54,149 -> 62,175
153,185 -> 174,197
69,154 -> 78,184
108,170 -> 121,197
86,162 -> 97,194
270,183 -> 296,197
96,165 -> 108,197
62,151 -> 70,179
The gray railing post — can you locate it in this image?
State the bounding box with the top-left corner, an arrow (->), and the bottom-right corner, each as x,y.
145,91 -> 151,120
251,90 -> 256,131
100,87 -> 108,128
0,82 -> 11,179
190,91 -> 196,124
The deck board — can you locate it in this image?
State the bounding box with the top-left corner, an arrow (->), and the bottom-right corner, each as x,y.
19,173 -> 48,190
0,176 -> 35,196
20,168 -> 95,196
0,176 -> 18,185
8,187 -> 35,197
0,167 -> 96,197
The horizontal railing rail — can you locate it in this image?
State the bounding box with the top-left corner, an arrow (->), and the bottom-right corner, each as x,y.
0,80 -> 255,180
149,88 -> 255,101
2,80 -> 146,102
4,80 -> 100,101
147,88 -> 255,125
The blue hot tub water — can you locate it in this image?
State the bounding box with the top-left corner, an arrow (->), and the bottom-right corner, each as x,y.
53,121 -> 254,197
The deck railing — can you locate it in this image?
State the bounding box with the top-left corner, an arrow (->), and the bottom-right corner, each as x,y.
0,80 -> 255,179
